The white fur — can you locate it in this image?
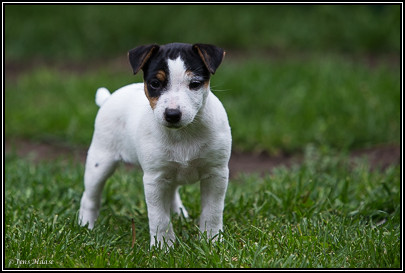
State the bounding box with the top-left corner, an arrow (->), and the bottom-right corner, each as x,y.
95,87 -> 111,107
79,57 -> 232,248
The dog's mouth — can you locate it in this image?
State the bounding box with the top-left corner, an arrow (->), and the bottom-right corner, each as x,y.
162,118 -> 195,130
165,123 -> 183,129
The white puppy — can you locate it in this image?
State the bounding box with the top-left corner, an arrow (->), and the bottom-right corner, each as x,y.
79,43 -> 232,248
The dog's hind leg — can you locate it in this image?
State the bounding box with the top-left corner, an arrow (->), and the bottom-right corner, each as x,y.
171,187 -> 189,218
79,144 -> 118,229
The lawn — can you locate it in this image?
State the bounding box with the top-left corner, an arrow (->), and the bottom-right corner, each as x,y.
4,4 -> 401,269
4,149 -> 400,268
4,5 -> 400,61
5,55 -> 400,153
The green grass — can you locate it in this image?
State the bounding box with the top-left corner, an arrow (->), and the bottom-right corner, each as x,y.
5,54 -> 400,153
5,5 -> 400,61
5,4 -> 400,153
216,55 -> 400,153
5,66 -> 140,145
4,147 -> 400,268
4,4 -> 401,269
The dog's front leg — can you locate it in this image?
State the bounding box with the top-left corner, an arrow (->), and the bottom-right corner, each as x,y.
143,173 -> 176,248
199,167 -> 229,241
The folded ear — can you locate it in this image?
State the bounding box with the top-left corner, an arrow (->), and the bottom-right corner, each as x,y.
128,44 -> 160,74
192,44 -> 225,74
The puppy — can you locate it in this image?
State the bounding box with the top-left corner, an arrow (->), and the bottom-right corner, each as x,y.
79,43 -> 232,248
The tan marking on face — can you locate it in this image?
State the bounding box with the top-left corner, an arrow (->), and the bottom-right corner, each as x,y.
186,70 -> 195,78
204,80 -> 210,89
156,70 -> 166,82
144,83 -> 158,109
186,70 -> 209,89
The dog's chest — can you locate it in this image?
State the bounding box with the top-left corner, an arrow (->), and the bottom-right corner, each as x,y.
169,160 -> 201,185
162,144 -> 205,184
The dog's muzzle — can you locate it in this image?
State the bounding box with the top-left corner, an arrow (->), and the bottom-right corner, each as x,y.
164,108 -> 182,125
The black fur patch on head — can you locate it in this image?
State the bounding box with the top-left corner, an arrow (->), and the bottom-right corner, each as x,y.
128,43 -> 224,99
192,43 -> 225,75
143,56 -> 169,98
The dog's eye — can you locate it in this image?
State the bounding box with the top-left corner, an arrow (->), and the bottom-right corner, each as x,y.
189,80 -> 204,90
149,80 -> 162,90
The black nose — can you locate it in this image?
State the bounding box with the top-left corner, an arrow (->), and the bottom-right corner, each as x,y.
164,108 -> 182,124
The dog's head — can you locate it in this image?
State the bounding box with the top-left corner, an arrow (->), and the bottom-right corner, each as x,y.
128,43 -> 225,129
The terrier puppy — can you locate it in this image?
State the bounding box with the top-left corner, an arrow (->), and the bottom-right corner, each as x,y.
79,43 -> 232,247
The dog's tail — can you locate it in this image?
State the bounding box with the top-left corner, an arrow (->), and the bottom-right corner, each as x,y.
95,87 -> 111,107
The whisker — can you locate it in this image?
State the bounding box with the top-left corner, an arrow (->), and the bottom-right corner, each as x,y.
210,85 -> 232,92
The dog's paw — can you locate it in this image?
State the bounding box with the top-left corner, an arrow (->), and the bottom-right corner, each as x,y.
172,206 -> 189,219
78,198 -> 99,230
78,208 -> 97,229
150,234 -> 176,250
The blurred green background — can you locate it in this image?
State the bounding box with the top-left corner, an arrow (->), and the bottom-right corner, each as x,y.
4,5 -> 401,268
5,4 -> 401,154
5,5 -> 400,60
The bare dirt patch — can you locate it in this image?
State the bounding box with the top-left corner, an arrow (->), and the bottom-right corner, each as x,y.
5,138 -> 400,178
